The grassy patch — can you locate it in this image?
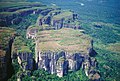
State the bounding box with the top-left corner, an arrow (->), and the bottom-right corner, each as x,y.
0,49 -> 6,56
53,11 -> 73,20
106,42 -> 120,53
0,27 -> 15,49
37,28 -> 92,54
12,36 -> 32,54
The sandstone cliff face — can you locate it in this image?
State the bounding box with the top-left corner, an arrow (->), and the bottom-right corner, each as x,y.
35,49 -> 98,78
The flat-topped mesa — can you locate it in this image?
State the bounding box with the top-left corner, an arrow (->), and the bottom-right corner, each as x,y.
36,10 -> 79,30
0,27 -> 15,80
35,28 -> 99,78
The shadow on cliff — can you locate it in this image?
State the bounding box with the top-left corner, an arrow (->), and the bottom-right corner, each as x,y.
5,38 -> 14,81
89,49 -> 97,57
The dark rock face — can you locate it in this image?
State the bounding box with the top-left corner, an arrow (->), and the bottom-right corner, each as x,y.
0,53 -> 7,81
73,13 -> 78,20
19,10 -> 34,16
17,52 -> 33,70
72,53 -> 84,71
56,58 -> 68,77
6,37 -> 15,79
38,15 -> 52,25
44,16 -> 51,25
52,19 -> 64,30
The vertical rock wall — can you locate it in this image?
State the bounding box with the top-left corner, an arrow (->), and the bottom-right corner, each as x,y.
35,47 -> 98,78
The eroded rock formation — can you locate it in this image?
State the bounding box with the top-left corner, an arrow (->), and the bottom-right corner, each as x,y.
34,28 -> 100,80
36,9 -> 80,30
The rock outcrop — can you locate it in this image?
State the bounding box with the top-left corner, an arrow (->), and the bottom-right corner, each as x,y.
36,10 -> 80,30
34,28 -> 100,80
